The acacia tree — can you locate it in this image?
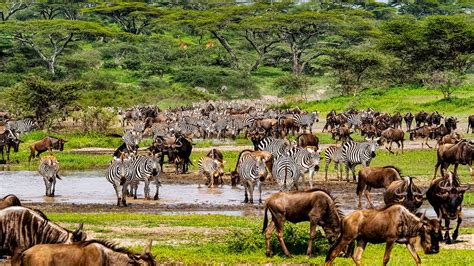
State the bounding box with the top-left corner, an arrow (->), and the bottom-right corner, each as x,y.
0,0 -> 32,21
0,19 -> 113,75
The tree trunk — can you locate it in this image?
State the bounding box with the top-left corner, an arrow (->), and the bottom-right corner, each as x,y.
290,44 -> 303,75
47,60 -> 55,75
211,30 -> 239,69
251,53 -> 263,71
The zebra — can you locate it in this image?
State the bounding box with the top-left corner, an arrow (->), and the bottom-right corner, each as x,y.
287,146 -> 321,188
213,119 -> 228,140
198,156 -> 225,187
293,112 -> 319,133
128,154 -> 162,200
324,145 -> 345,181
106,154 -> 133,206
272,154 -> 301,191
257,137 -> 292,158
122,129 -> 142,154
346,113 -> 363,131
6,118 -> 36,134
236,152 -> 268,204
341,138 -> 379,182
38,155 -> 61,197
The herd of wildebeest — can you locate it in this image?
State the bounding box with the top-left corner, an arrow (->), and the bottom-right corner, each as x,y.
0,101 -> 473,265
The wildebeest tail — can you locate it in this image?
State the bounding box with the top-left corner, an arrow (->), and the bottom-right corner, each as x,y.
262,204 -> 269,234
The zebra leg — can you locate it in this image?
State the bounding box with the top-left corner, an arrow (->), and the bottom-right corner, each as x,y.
248,181 -> 255,204
351,164 -> 357,182
121,185 -> 128,207
113,183 -> 121,206
345,161 -> 350,182
144,179 -> 151,200
154,176 -> 160,200
243,182 -> 249,203
324,159 -> 331,182
309,167 -> 315,188
51,176 -> 56,197
258,180 -> 263,204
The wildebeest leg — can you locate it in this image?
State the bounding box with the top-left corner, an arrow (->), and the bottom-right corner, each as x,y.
365,187 -> 374,208
382,240 -> 395,266
352,239 -> 367,266
0,147 -> 4,161
453,163 -> 459,178
451,215 -> 462,241
444,218 -> 453,244
6,145 -> 10,162
357,181 -> 366,209
433,159 -> 442,179
425,138 -> 432,149
265,221 -> 276,257
386,140 -> 394,154
275,220 -> 291,257
307,220 -> 317,257
400,140 -> 404,154
325,236 -> 355,265
350,164 -> 357,182
406,242 -> 421,266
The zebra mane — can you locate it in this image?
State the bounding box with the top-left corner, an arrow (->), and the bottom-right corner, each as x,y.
383,165 -> 402,175
78,239 -> 136,256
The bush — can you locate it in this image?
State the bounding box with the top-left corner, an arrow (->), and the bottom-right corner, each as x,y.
275,74 -> 311,99
72,107 -> 117,134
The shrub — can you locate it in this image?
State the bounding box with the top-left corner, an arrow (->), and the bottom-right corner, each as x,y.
72,107 -> 117,134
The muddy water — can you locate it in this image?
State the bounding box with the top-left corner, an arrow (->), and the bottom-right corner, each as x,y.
1,171 -> 474,224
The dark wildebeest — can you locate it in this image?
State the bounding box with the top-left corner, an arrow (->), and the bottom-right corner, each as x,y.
0,194 -> 21,210
409,125 -> 433,149
17,240 -> 155,266
427,172 -> 469,244
168,134 -> 193,174
0,129 -> 21,162
296,133 -> 319,150
404,112 -> 414,131
384,176 -> 424,213
323,110 -> 337,132
467,115 -> 474,133
206,148 -> 223,162
28,136 -> 67,162
430,124 -> 450,143
325,205 -> 441,266
444,116 -> 458,133
379,127 -> 405,154
0,206 -> 86,261
112,142 -> 138,159
439,132 -> 462,145
433,140 -> 474,178
427,111 -> 443,126
278,115 -> 297,136
390,112 -> 403,129
415,111 -> 428,127
356,166 -> 402,209
331,126 -> 353,143
263,189 -> 344,258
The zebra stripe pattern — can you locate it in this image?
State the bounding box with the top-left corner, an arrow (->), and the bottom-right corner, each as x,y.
122,129 -> 142,153
287,146 -> 320,188
38,156 -> 60,197
257,137 -> 290,158
6,118 -> 36,134
324,145 -> 344,181
198,157 -> 224,187
106,156 -> 133,206
237,152 -> 268,204
128,154 -> 161,200
341,140 -> 378,182
272,154 -> 301,191
293,112 -> 318,133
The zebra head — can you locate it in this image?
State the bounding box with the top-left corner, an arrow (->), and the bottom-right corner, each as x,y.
255,157 -> 268,181
311,111 -> 319,123
6,129 -> 21,152
306,146 -> 321,171
365,137 -> 380,158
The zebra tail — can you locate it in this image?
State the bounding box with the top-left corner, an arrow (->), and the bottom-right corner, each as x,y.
262,204 -> 269,234
56,174 -> 62,180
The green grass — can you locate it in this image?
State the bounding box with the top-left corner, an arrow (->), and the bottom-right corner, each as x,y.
46,212 -> 474,265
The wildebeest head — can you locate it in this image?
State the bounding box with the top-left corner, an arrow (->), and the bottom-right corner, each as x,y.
418,214 -> 442,254
51,138 -> 67,151
436,181 -> 469,220
71,223 -> 87,242
389,176 -> 424,212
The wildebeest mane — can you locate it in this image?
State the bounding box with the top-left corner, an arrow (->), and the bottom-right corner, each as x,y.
2,194 -> 21,206
296,187 -> 344,218
383,165 -> 402,175
78,239 -> 136,256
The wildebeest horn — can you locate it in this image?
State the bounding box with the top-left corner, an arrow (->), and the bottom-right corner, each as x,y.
396,196 -> 406,202
439,185 -> 452,191
420,210 -> 427,223
456,185 -> 470,192
73,223 -> 83,234
142,240 -> 153,256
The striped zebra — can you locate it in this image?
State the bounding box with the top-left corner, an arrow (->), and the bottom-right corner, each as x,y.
128,154 -> 162,200
324,145 -> 344,181
341,138 -> 379,182
293,112 -> 319,133
6,118 -> 36,134
236,151 -> 268,204
123,129 -> 142,153
213,119 -> 228,140
106,154 -> 133,206
272,154 -> 301,191
38,155 -> 61,197
287,146 -> 320,188
346,113 -> 363,131
198,156 -> 225,187
257,137 -> 291,158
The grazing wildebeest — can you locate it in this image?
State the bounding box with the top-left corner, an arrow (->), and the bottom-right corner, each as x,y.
17,239 -> 155,266
409,125 -> 433,149
415,111 -> 428,127
28,136 -> 67,162
325,205 -> 441,266
433,140 -> 474,178
0,194 -> 21,210
0,129 -> 21,162
296,133 -> 319,150
430,125 -> 450,143
356,166 -> 402,209
427,172 -> 469,244
0,206 -> 86,260
168,134 -> 193,174
379,127 -> 405,154
263,189 -> 344,258
439,132 -> 462,145
404,112 -> 414,131
384,176 -> 424,213
467,115 -> 474,133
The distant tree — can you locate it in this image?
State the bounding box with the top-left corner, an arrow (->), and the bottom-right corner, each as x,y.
424,70 -> 463,99
0,19 -> 113,75
0,0 -> 32,21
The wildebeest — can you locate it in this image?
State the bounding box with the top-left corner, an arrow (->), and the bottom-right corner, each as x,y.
263,189 -> 343,257
427,172 -> 469,243
168,134 -> 193,174
296,133 -> 319,150
383,176 -> 424,212
467,115 -> 474,133
379,127 -> 405,154
433,140 -> 474,178
415,111 -> 428,127
409,125 -> 433,149
427,111 -> 443,126
390,112 -> 403,129
444,116 -> 458,133
0,129 -> 21,162
356,166 -> 402,209
28,136 -> 67,162
0,206 -> 86,260
325,205 -> 441,266
439,132 -> 462,145
331,126 -> 353,143
17,239 -> 155,266
0,194 -> 21,210
404,112 -> 414,131
206,148 -> 223,162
